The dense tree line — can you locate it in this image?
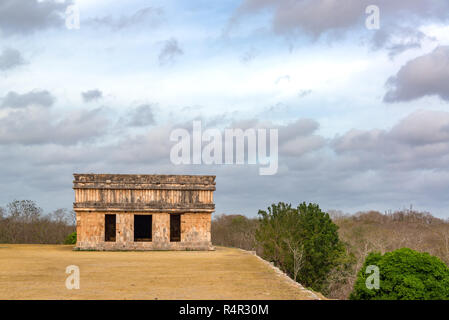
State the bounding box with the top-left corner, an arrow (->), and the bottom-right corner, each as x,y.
0,200 -> 75,244
211,214 -> 258,251
212,205 -> 449,299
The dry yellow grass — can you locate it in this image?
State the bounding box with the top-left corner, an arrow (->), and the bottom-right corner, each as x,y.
0,245 -> 321,300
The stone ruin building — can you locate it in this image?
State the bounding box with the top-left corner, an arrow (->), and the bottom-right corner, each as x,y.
73,174 -> 215,250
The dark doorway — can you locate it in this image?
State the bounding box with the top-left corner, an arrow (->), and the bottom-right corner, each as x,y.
134,215 -> 152,242
170,214 -> 181,242
105,214 -> 116,242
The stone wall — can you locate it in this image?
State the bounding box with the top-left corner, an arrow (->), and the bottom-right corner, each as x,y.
181,213 -> 211,243
76,211 -> 213,250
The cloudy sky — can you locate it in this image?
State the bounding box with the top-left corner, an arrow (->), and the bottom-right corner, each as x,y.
1,0 -> 449,217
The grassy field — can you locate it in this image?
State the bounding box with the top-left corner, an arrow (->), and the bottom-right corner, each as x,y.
0,245 -> 322,300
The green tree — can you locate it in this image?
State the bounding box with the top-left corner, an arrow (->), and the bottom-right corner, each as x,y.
256,202 -> 347,293
350,248 -> 449,300
296,202 -> 347,292
64,232 -> 77,245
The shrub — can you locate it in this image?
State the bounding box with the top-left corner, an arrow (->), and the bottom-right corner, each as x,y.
350,248 -> 449,300
256,202 -> 348,293
64,232 -> 77,245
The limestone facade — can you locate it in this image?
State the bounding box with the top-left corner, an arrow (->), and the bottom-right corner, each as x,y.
73,174 -> 215,250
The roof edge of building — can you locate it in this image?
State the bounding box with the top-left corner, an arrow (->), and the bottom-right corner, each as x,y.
73,173 -> 216,188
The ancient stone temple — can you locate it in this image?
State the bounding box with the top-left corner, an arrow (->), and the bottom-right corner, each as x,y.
73,174 -> 215,250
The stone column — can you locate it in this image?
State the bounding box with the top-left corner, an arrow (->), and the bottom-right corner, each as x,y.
152,212 -> 170,244
116,212 -> 133,245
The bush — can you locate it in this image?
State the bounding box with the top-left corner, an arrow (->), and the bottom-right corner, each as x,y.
64,232 -> 77,245
350,248 -> 449,300
256,202 -> 348,293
